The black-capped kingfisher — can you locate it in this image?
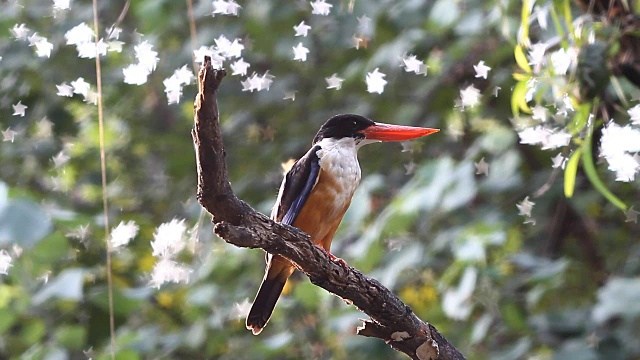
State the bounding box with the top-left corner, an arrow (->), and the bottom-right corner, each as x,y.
246,114 -> 439,335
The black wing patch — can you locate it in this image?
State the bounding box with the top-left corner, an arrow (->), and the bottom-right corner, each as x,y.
272,146 -> 321,225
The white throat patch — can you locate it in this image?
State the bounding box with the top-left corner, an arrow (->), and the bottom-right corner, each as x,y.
315,137 -> 362,195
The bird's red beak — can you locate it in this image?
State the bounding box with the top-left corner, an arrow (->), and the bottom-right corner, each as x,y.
361,122 -> 439,142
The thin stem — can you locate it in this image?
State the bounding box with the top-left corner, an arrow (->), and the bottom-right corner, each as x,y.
186,0 -> 199,74
91,0 -> 116,358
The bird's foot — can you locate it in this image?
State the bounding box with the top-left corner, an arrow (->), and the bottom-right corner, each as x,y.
315,245 -> 349,271
330,254 -> 349,271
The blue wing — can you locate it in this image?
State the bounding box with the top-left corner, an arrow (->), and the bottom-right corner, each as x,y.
272,145 -> 320,226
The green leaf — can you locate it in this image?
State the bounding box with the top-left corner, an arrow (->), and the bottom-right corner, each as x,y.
0,308 -> 17,334
511,80 -> 531,116
89,287 -> 145,316
564,148 -> 581,198
514,45 -> 531,74
21,319 -> 46,346
54,325 -> 87,350
562,0 -> 574,37
567,103 -> 591,135
0,199 -> 52,247
592,277 -> 640,323
581,126 -> 627,211
519,0 -> 532,44
32,268 -> 85,305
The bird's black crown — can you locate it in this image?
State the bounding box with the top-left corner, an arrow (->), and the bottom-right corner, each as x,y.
312,114 -> 375,144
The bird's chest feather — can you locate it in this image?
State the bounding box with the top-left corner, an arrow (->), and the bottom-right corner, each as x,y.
292,139 -> 361,244
316,144 -> 361,209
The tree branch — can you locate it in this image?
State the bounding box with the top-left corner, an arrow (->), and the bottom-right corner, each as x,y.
192,56 -> 467,360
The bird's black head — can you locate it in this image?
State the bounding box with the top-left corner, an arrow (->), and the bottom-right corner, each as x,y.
312,114 -> 375,144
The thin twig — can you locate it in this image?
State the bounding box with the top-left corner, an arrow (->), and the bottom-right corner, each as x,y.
91,1 -> 116,358
106,0 -> 131,39
186,0 -> 199,75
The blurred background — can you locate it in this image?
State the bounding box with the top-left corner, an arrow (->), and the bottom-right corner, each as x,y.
1,0 -> 639,359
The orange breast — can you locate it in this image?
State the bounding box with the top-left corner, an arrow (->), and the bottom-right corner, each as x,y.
292,169 -> 353,251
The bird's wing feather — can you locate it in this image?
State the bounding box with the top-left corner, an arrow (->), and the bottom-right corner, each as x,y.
271,145 -> 321,225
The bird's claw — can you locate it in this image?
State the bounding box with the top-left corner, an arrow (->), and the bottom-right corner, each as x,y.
330,255 -> 349,271
315,245 -> 349,271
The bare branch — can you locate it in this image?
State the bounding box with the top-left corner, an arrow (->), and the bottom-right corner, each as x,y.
192,56 -> 466,360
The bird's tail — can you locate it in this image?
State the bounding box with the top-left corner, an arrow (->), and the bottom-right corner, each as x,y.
246,255 -> 294,335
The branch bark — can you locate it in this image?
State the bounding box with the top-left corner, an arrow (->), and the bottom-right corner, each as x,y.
192,56 -> 467,360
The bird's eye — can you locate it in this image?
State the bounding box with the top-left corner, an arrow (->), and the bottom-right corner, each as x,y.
352,121 -> 357,127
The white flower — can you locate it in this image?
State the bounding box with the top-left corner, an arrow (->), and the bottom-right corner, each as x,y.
310,0 -> 332,15
550,48 -> 574,75
53,0 -> 71,10
12,101 -> 28,117
241,72 -> 275,92
193,46 -> 215,64
56,83 -> 74,97
77,39 -> 108,59
215,35 -> 243,58
551,153 -> 566,169
0,250 -> 12,275
517,196 -> 535,217
534,5 -> 549,30
134,41 -> 159,72
173,65 -> 194,85
11,24 -> 30,40
107,26 -> 122,39
628,104 -> 640,126
71,77 -> 91,97
107,40 -> 124,52
33,37 -> 54,58
65,23 -> 94,46
325,73 -> 344,90
366,68 -> 387,94
544,129 -> 572,150
562,93 -> 575,112
293,21 -> 311,37
151,219 -> 187,258
518,126 -> 571,150
525,78 -> 537,103
149,258 -> 191,288
357,15 -> 373,35
473,60 -> 491,79
110,221 -> 139,249
212,0 -> 241,16
600,122 -> 640,182
231,58 -> 250,76
402,54 -> 427,75
442,267 -> 477,320
123,64 -> 149,85
460,85 -> 481,108
163,65 -> 194,104
528,42 -> 547,67
292,42 -> 310,62
531,105 -> 548,122
2,128 -> 17,143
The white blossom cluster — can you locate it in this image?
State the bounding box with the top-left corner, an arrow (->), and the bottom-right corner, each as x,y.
149,219 -> 192,288
514,2 -> 640,184
0,250 -> 12,275
110,221 -> 139,249
163,65 -> 195,104
600,121 -> 640,182
212,0 -> 241,16
11,23 -> 54,58
123,41 -> 160,85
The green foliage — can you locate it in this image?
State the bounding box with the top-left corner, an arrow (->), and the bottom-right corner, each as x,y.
0,0 -> 638,359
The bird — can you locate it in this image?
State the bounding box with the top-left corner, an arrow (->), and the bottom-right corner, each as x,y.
246,114 -> 439,335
